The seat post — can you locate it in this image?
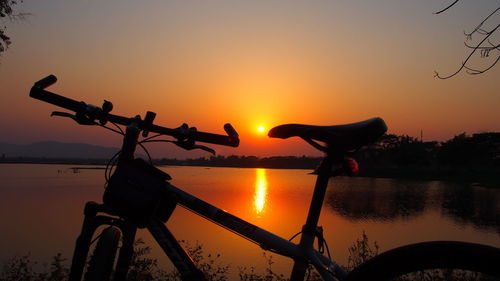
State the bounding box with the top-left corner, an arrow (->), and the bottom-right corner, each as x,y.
290,154 -> 339,281
303,155 -> 336,231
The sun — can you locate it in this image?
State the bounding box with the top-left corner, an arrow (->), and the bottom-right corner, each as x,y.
257,126 -> 265,133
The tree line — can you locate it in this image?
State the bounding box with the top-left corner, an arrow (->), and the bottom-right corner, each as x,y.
156,132 -> 500,185
156,132 -> 500,169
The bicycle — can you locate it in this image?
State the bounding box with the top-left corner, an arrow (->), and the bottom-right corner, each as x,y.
29,75 -> 500,281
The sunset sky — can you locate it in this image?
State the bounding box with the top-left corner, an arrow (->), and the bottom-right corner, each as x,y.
1,0 -> 499,158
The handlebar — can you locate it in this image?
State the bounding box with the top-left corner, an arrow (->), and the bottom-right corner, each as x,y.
29,75 -> 240,148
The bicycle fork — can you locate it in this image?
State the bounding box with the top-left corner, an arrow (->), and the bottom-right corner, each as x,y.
68,202 -> 137,281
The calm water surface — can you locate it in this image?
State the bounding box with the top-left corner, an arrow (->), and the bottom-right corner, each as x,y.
0,164 -> 498,276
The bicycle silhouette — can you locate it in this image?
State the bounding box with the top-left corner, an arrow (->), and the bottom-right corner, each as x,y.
30,75 -> 500,281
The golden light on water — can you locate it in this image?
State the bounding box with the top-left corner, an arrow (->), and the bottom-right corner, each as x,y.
254,168 -> 268,216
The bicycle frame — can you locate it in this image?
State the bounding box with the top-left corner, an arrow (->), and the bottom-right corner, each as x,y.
69,121 -> 348,281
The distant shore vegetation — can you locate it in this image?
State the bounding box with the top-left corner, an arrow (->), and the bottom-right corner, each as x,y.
1,132 -> 499,186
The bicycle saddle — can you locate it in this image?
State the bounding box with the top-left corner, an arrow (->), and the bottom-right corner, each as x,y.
268,117 -> 387,152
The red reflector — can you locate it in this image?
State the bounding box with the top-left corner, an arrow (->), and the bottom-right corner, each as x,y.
344,158 -> 359,175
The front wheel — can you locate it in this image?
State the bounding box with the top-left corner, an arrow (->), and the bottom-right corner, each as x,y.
83,227 -> 121,281
344,241 -> 500,281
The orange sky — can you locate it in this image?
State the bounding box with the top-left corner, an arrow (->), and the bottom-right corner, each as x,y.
0,0 -> 499,158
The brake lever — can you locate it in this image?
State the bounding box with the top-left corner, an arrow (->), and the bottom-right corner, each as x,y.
194,144 -> 216,155
51,111 -> 96,125
174,140 -> 216,155
190,144 -> 215,155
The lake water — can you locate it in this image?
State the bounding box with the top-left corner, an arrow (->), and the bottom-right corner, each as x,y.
0,164 -> 498,276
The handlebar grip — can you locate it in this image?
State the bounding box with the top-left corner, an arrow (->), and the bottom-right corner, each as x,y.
30,76 -> 85,113
34,75 -> 58,89
224,123 -> 238,138
193,131 -> 240,147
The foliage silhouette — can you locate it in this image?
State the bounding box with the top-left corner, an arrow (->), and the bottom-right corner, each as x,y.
0,253 -> 68,281
1,233 -> 495,281
0,0 -> 24,55
346,231 -> 379,271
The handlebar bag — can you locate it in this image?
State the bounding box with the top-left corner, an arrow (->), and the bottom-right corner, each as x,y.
103,158 -> 176,228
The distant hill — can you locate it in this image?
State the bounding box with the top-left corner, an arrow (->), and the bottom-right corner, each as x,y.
0,141 -> 119,159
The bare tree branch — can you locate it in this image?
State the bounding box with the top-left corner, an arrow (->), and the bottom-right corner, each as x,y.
464,41 -> 499,50
434,2 -> 499,79
464,55 -> 500,75
434,0 -> 460,15
487,39 -> 500,51
464,6 -> 500,39
435,23 -> 500,79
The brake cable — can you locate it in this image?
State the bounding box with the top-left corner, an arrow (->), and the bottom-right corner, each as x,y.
288,226 -> 333,261
316,226 -> 332,261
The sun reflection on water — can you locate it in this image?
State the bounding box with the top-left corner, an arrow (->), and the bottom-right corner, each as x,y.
254,168 -> 268,217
